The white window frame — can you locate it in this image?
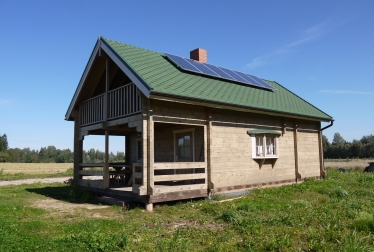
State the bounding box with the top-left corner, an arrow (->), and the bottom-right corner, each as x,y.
251,134 -> 279,159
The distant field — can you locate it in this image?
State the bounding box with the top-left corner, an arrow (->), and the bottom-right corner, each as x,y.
324,159 -> 374,169
0,163 -> 73,174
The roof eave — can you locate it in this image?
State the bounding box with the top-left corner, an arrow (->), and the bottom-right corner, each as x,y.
149,91 -> 333,123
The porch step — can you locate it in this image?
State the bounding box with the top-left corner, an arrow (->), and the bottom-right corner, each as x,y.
95,196 -> 133,209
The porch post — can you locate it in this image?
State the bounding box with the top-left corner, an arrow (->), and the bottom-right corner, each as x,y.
206,108 -> 213,190
73,110 -> 83,181
103,57 -> 110,189
147,99 -> 154,195
104,130 -> 109,188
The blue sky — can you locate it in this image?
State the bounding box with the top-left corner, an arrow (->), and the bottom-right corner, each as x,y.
1,0 -> 373,152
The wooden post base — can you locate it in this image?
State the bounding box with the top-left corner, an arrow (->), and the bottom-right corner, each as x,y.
145,203 -> 153,212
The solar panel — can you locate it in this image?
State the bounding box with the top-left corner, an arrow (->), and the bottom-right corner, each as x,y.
184,58 -> 219,77
164,53 -> 202,74
164,53 -> 275,91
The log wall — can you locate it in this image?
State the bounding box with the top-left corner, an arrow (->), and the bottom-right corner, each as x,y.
150,100 -> 322,193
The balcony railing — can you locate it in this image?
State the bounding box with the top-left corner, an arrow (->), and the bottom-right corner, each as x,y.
80,83 -> 142,126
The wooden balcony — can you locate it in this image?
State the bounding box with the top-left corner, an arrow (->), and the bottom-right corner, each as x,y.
80,83 -> 142,126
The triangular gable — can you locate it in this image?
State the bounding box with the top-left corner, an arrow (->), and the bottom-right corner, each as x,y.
65,37 -> 151,120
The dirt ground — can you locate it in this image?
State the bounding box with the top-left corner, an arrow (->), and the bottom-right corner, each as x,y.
0,177 -> 71,186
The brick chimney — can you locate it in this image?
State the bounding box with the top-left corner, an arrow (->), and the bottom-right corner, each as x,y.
190,48 -> 207,63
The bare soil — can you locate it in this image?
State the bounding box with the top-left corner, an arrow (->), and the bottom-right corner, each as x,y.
0,177 -> 71,186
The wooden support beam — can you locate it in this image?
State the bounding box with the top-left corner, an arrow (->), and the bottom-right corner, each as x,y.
206,108 -> 213,190
103,130 -> 109,188
148,99 -> 154,195
136,95 -> 148,195
73,110 -> 83,181
293,123 -> 301,182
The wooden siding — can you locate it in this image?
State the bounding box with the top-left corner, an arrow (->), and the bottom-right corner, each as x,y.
297,122 -> 321,179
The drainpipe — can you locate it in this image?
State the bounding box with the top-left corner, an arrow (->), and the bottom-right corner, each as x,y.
321,120 -> 334,131
319,119 -> 334,178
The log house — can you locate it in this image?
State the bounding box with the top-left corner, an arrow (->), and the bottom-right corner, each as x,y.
65,37 -> 333,210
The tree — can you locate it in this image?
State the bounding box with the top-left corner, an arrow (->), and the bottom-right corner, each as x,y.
322,135 -> 330,151
332,133 -> 346,145
0,134 -> 8,151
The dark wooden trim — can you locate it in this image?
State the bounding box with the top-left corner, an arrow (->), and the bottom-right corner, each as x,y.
149,189 -> 207,203
293,122 -> 301,182
88,187 -> 148,203
215,176 -> 321,193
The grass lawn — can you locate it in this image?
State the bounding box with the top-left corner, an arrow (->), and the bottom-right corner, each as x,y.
1,168 -> 374,251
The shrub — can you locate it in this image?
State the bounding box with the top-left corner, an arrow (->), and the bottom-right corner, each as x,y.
220,210 -> 241,224
352,212 -> 374,233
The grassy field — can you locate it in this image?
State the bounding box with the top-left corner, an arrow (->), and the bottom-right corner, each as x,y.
325,159 -> 374,170
0,168 -> 374,251
0,163 -> 73,180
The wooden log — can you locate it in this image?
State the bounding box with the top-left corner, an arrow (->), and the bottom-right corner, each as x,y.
78,170 -> 104,176
154,173 -> 206,182
153,184 -> 207,194
153,162 -> 206,170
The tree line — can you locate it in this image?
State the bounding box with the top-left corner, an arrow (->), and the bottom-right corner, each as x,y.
0,133 -> 125,163
2,132 -> 374,162
323,133 -> 374,159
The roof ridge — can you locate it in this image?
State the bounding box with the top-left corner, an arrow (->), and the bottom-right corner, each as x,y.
102,37 -> 161,55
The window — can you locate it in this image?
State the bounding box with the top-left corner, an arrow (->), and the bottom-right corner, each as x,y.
177,135 -> 191,159
173,128 -> 195,162
248,130 -> 280,159
256,136 -> 263,156
266,136 -> 276,156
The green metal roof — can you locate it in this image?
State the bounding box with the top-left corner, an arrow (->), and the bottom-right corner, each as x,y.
102,38 -> 332,121
247,130 -> 282,136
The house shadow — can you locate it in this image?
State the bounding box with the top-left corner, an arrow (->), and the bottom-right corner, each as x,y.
25,185 -> 144,210
26,185 -> 99,205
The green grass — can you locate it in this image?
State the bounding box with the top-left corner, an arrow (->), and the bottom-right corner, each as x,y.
1,168 -> 374,251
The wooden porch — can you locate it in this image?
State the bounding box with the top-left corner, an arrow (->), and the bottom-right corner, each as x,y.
69,54 -> 210,210
75,161 -> 208,202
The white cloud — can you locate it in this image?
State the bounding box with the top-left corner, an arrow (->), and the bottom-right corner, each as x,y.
320,90 -> 374,95
246,17 -> 348,69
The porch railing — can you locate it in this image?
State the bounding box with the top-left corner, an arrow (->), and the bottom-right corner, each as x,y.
80,94 -> 104,126
152,162 -> 207,194
80,83 -> 142,126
